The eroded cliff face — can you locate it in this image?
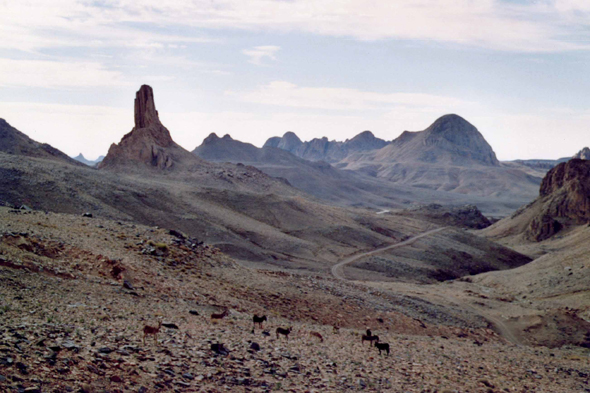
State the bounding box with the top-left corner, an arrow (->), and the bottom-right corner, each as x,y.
99,85 -> 195,171
526,159 -> 590,241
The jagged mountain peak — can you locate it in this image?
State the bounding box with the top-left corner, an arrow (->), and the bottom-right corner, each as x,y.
99,85 -> 199,171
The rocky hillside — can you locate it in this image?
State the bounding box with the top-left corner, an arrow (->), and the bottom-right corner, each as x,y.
485,159 -> 590,242
0,206 -> 588,392
264,130 -> 388,163
0,118 -> 83,167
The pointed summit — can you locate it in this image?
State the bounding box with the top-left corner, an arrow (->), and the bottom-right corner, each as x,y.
99,85 -> 200,171
134,85 -> 160,128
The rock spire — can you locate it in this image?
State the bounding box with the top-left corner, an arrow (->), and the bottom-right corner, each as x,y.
134,85 -> 160,129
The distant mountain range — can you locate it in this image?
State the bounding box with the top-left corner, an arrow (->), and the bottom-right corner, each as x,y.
264,130 -> 389,163
73,153 -> 104,166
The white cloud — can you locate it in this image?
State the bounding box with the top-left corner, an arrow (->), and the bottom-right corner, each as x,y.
1,1 -> 590,52
0,59 -> 128,88
228,81 -> 473,111
242,46 -> 281,65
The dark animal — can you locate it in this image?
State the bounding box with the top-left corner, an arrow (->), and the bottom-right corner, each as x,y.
211,342 -> 229,355
276,327 -> 292,340
309,331 -> 324,342
366,329 -> 372,336
253,315 -> 267,328
375,342 -> 390,355
211,309 -> 229,322
142,321 -> 162,345
361,334 -> 379,346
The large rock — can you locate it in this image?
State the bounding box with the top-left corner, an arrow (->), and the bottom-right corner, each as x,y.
99,85 -> 201,171
538,159 -> 590,220
523,159 -> 590,240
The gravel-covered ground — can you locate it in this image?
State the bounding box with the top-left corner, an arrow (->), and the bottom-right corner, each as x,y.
0,207 -> 588,392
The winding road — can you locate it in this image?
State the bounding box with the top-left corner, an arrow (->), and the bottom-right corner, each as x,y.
331,226 -> 449,281
330,225 -> 522,345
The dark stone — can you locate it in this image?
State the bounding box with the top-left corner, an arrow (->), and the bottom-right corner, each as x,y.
98,347 -> 113,354
62,341 -> 77,350
169,229 -> 185,240
189,310 -> 199,316
123,280 -> 134,290
82,213 -> 93,218
249,342 -> 260,352
162,323 -> 179,329
16,361 -> 28,375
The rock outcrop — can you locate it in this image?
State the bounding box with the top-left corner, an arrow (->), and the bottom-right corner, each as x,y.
525,159 -> 590,241
0,118 -> 83,166
573,147 -> 590,160
99,85 -> 200,171
263,130 -> 388,163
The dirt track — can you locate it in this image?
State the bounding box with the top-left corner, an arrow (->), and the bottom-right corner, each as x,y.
331,226 -> 450,280
331,226 -> 523,345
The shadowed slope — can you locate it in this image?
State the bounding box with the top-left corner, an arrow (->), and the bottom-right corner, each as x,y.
0,118 -> 84,167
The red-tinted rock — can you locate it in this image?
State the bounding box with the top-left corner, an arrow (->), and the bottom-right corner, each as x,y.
99,85 -> 202,171
526,159 -> 590,241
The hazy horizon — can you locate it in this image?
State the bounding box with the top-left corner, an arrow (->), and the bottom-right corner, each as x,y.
2,1 -> 590,161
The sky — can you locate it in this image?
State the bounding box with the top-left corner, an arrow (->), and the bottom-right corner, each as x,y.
1,1 -> 590,161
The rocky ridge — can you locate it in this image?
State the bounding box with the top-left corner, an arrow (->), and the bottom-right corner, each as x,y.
264,130 -> 388,163
0,119 -> 83,167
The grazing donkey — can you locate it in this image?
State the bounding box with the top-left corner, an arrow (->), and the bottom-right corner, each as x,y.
143,321 -> 162,345
361,334 -> 380,346
276,327 -> 293,340
210,308 -> 229,323
375,342 -> 390,355
253,315 -> 267,329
